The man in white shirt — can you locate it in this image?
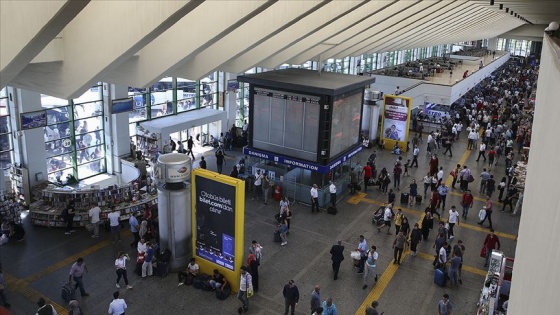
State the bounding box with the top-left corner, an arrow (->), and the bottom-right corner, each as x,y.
438,241 -> 448,268
448,206 -> 460,239
108,291 -> 127,315
238,266 -> 253,312
88,206 -> 101,238
476,142 -> 487,162
377,206 -> 394,235
467,130 -> 478,150
252,170 -> 263,201
329,181 -> 337,207
310,184 -> 319,213
437,167 -> 444,185
107,207 -> 121,243
178,257 -> 199,286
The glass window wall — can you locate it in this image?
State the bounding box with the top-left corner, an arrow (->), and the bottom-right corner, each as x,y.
42,84 -> 105,183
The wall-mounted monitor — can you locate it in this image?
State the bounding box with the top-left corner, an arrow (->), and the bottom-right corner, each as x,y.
20,110 -> 47,130
111,98 -> 134,114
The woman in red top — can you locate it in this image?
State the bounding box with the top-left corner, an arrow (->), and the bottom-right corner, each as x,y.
363,162 -> 372,193
461,191 -> 474,219
430,190 -> 441,219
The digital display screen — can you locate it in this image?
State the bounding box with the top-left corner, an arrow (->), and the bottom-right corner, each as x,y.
195,176 -> 236,270
111,98 -> 134,114
21,110 -> 47,130
252,88 -> 320,161
330,90 -> 362,158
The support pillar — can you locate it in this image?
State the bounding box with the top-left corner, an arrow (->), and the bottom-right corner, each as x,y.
156,153 -> 192,271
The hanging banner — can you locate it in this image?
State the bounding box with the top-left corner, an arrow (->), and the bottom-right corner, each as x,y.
380,94 -> 412,152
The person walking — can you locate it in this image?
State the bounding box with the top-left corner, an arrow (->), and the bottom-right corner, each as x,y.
451,164 -> 461,189
63,201 -> 76,235
238,266 -> 253,312
283,280 -> 299,315
448,248 -> 462,287
356,235 -> 368,274
246,254 -> 259,292
186,136 -> 195,160
410,145 -> 420,168
377,205 -> 394,235
460,190 -> 474,219
478,196 -> 494,229
0,264 -> 10,309
142,242 -> 154,278
393,163 -> 402,190
310,184 -> 319,213
437,183 -> 449,210
35,298 -> 55,315
407,179 -> 418,206
310,285 -> 321,314
476,141 -> 487,162
366,301 -> 381,315
459,165 -> 472,192
392,231 -> 407,265
329,240 -> 345,280
483,229 -> 501,267
422,173 -> 432,197
107,207 -> 121,243
128,212 -> 140,248
448,206 -> 460,239
68,258 -> 89,297
279,219 -> 289,246
362,245 -> 378,290
437,293 -> 453,315
108,291 -> 127,315
322,297 -> 338,315
363,162 -> 372,193
114,251 -> 133,289
88,205 -> 101,238
215,150 -> 226,174
410,223 -> 422,256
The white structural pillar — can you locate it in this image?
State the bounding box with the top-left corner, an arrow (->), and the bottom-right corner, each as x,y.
487,37 -> 498,52
156,153 -> 192,271
102,83 -> 129,175
363,90 -> 382,141
7,87 -> 48,187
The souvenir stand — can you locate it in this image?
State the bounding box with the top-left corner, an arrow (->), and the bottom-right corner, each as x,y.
477,250 -> 514,315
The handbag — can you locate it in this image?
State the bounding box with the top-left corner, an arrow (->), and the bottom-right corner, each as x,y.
480,246 -> 487,258
85,223 -> 93,232
467,174 -> 475,183
247,288 -> 254,298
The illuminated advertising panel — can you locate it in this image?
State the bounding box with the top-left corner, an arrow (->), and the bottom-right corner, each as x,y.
381,95 -> 412,152
192,169 -> 245,292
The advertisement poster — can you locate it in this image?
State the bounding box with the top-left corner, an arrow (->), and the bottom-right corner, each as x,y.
381,95 -> 412,151
194,175 -> 237,271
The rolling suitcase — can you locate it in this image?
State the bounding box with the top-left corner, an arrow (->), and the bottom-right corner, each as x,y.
61,282 -> 76,303
416,195 -> 423,204
434,268 -> 446,287
273,230 -> 282,243
400,193 -> 409,204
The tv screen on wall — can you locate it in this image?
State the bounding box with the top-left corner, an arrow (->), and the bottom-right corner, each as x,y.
20,110 -> 47,130
111,98 -> 134,114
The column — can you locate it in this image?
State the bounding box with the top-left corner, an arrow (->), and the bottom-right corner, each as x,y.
102,83 -> 129,174
488,38 -> 498,52
8,87 -> 48,187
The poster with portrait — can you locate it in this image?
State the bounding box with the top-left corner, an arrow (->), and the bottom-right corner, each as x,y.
381,95 -> 412,152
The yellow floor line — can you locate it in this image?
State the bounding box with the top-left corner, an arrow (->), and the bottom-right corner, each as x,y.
23,230 -> 131,283
355,251 -> 410,315
4,273 -> 66,314
415,251 -> 487,276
